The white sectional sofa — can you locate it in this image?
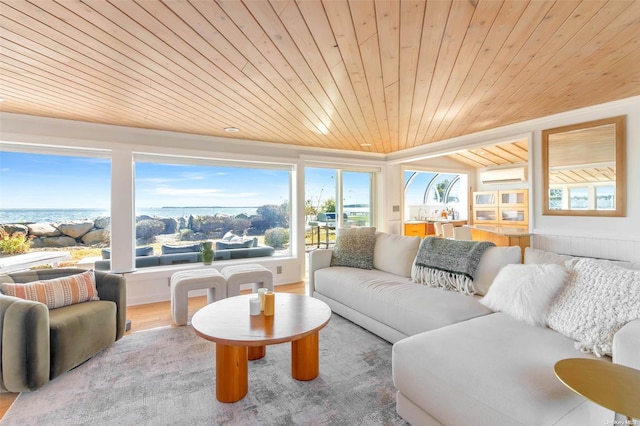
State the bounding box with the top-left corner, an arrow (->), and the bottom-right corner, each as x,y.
308,232 -> 521,343
308,231 -> 640,426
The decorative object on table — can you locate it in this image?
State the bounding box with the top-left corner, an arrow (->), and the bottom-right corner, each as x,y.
264,291 -> 275,316
200,241 -> 214,265
249,297 -> 261,316
257,287 -> 267,311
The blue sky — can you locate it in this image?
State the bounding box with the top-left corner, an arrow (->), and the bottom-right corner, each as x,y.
0,152 -> 371,209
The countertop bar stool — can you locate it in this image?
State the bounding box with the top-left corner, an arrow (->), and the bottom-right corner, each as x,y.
441,223 -> 455,239
434,222 -> 443,237
453,226 -> 473,241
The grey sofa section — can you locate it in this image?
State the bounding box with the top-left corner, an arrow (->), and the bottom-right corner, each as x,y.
94,242 -> 275,271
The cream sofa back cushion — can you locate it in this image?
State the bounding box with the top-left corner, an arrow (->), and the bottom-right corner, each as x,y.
473,246 -> 523,296
373,232 -> 421,278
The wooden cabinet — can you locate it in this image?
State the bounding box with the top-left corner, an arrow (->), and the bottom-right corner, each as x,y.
404,223 -> 426,237
474,191 -> 498,207
473,189 -> 529,226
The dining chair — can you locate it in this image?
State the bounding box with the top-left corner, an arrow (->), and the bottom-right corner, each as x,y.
453,226 -> 473,241
434,222 -> 443,237
441,223 -> 454,239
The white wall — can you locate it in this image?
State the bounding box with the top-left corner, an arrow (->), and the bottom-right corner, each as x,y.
389,96 -> 640,262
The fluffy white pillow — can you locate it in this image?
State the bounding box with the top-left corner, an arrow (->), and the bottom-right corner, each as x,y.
480,263 -> 569,327
546,258 -> 640,357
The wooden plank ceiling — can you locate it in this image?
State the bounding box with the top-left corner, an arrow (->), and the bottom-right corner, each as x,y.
1,0 -> 639,154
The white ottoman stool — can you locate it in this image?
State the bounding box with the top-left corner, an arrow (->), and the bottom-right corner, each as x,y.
170,269 -> 227,326
221,264 -> 274,297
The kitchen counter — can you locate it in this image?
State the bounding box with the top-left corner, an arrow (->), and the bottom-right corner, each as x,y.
404,220 -> 468,237
468,225 -> 530,258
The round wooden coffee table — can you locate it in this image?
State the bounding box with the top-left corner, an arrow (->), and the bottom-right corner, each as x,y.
554,358 -> 640,421
192,293 -> 331,403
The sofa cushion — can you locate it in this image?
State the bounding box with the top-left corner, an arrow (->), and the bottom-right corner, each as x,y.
524,247 -> 575,266
49,300 -> 117,378
473,245 -> 522,296
216,238 -> 256,250
101,246 -> 153,259
392,313 -> 608,426
546,258 -> 640,356
314,266 -> 491,337
480,263 -> 569,326
0,270 -> 99,309
373,232 -> 421,277
525,247 -> 640,270
161,243 -> 201,254
330,227 -> 376,270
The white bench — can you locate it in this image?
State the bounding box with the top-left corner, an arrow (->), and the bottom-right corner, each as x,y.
170,269 -> 227,326
0,251 -> 71,274
221,264 -> 274,297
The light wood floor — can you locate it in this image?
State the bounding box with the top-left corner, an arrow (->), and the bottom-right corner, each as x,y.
0,281 -> 306,419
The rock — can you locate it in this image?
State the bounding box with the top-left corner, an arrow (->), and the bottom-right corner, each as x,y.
82,229 -> 110,244
94,217 -> 111,229
29,237 -> 46,248
58,221 -> 94,239
40,236 -> 77,247
1,224 -> 29,235
27,223 -> 61,237
158,217 -> 179,234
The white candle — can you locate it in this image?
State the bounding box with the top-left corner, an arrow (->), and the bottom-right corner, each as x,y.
249,297 -> 261,316
257,288 -> 267,311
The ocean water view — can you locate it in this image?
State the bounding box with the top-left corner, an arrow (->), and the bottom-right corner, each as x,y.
0,207 -> 260,224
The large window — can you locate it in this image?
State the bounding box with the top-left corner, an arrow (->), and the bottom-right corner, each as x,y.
0,150 -> 110,267
134,157 -> 293,260
404,170 -> 468,220
305,166 -> 375,247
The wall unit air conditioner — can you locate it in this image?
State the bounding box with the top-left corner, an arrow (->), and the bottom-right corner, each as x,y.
480,167 -> 527,184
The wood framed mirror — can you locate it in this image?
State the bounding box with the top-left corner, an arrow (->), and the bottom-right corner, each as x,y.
542,116 -> 626,217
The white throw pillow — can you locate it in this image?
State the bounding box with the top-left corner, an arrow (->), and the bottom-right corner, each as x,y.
546,258 -> 640,357
480,264 -> 569,326
373,232 -> 421,277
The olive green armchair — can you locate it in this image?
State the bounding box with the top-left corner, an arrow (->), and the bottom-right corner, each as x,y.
0,268 -> 126,392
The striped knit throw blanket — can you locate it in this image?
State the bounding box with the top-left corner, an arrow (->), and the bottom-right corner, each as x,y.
412,237 -> 495,295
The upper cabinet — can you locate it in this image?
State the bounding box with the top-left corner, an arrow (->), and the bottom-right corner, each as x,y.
473,189 -> 528,226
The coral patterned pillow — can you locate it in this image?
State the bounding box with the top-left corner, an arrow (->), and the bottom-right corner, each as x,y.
0,270 -> 99,309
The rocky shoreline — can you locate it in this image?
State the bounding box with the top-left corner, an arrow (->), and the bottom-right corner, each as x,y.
0,215 -> 187,249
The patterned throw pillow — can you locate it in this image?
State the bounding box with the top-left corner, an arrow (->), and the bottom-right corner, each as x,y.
330,227 -> 376,270
546,258 -> 640,356
0,270 -> 100,309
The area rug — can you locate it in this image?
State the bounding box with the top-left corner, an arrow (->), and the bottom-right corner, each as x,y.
1,314 -> 407,426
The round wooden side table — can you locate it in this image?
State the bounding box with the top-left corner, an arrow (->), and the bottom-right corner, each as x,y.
192,293 -> 331,403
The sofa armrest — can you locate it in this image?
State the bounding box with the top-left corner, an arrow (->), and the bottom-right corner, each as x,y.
612,318 -> 640,371
308,249 -> 333,294
0,295 -> 50,392
94,271 -> 127,341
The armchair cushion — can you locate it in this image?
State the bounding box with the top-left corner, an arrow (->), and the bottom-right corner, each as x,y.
0,270 -> 99,309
